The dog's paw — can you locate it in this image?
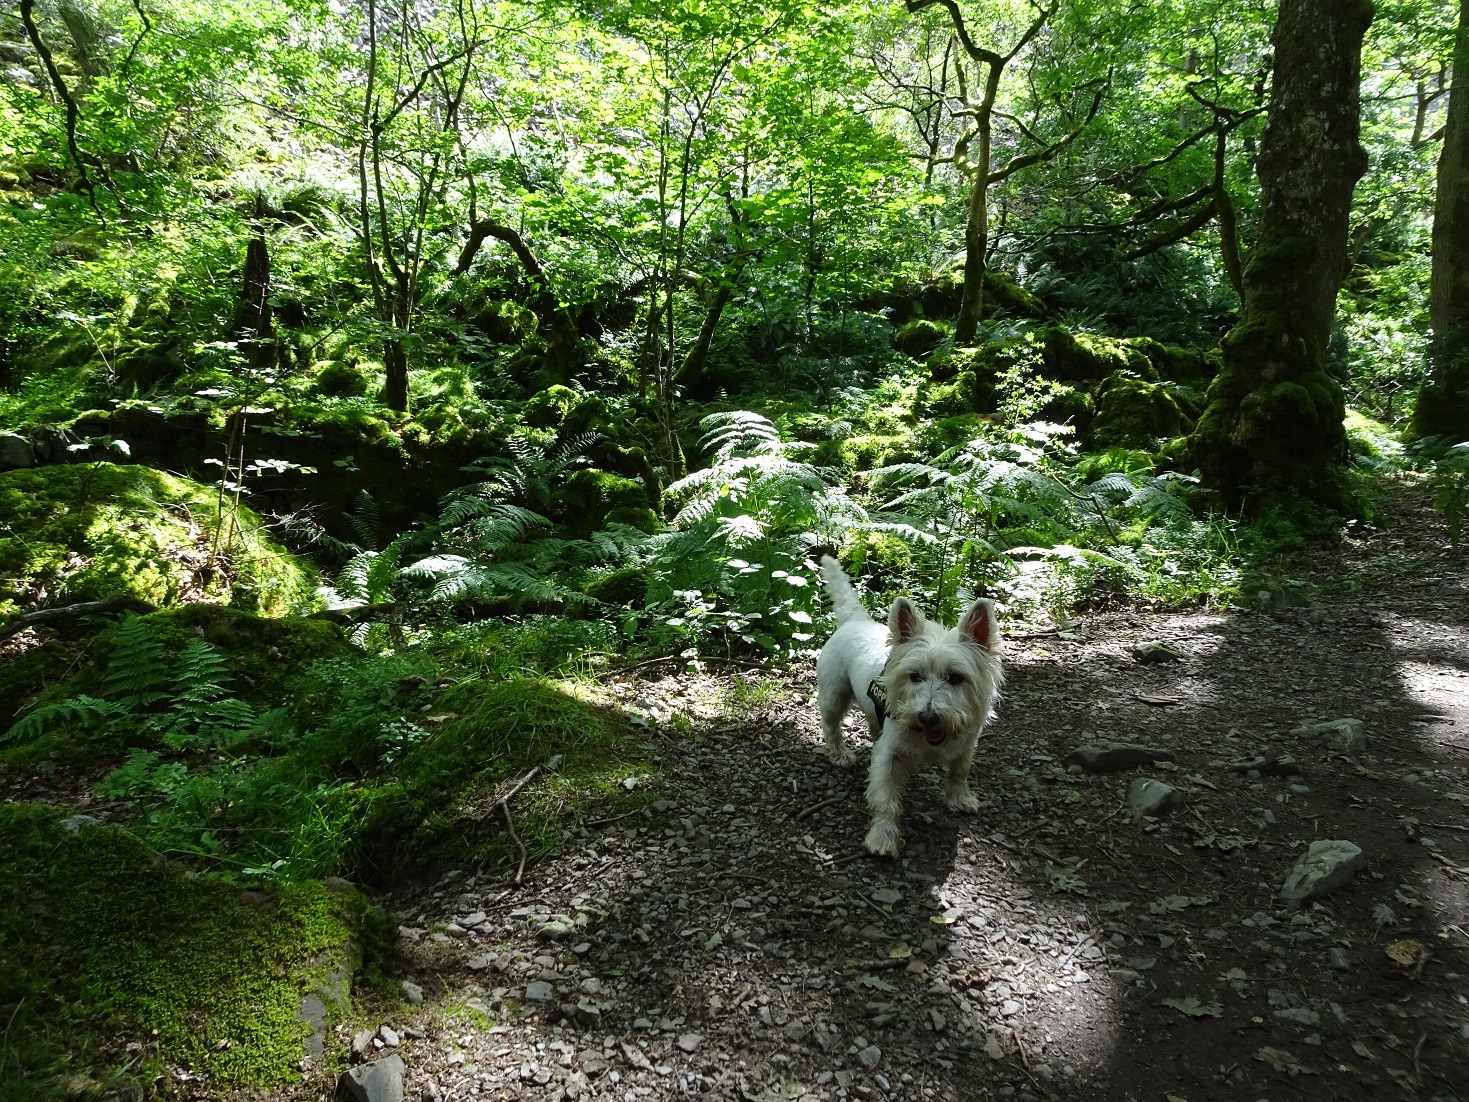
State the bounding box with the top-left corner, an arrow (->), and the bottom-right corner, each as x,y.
945,789 -> 980,813
826,744 -> 857,767
864,820 -> 902,857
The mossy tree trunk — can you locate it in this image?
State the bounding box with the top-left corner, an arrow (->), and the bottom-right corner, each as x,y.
1412,0 -> 1469,442
1189,0 -> 1374,506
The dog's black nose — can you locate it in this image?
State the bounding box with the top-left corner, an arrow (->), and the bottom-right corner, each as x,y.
918,709 -> 941,730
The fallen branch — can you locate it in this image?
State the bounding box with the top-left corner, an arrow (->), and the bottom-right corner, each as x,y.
497,766 -> 539,886
794,797 -> 844,821
308,602 -> 400,625
1,595 -> 156,641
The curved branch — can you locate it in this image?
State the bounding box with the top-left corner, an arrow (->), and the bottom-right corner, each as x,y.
19,0 -> 103,222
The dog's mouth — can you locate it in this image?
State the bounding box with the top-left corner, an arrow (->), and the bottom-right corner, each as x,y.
918,727 -> 947,746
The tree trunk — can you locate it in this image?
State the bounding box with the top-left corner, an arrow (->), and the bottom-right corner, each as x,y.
231,229 -> 276,372
383,338 -> 409,412
954,162 -> 989,345
57,0 -> 108,91
1189,0 -> 1374,506
1412,0 -> 1469,441
674,272 -> 741,395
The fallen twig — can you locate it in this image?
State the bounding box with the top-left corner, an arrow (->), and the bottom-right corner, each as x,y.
584,805 -> 649,828
794,796 -> 843,821
497,766 -> 539,886
0,595 -> 156,641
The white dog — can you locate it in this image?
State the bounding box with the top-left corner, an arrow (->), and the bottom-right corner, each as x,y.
816,556 -> 1003,856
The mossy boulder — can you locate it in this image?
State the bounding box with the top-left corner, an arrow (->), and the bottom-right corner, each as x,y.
1090,371 -> 1190,448
313,359 -> 370,398
564,395 -> 614,438
522,384 -> 580,430
0,803 -> 365,1090
1037,328 -> 1157,382
894,318 -> 948,358
0,464 -> 317,620
583,564 -> 649,607
472,299 -> 539,343
840,530 -> 913,590
561,468 -> 657,537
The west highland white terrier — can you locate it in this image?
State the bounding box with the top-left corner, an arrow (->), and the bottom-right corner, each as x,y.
816,556 -> 1003,856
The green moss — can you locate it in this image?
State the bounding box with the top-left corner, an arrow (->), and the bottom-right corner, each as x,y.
893,318 -> 948,358
0,464 -> 316,620
359,677 -> 644,872
839,531 -> 912,589
522,385 -> 580,430
1039,328 -> 1156,382
0,804 -> 362,1091
1344,408 -> 1404,465
583,564 -> 649,607
562,468 -> 656,537
1090,371 -> 1190,448
314,360 -> 370,398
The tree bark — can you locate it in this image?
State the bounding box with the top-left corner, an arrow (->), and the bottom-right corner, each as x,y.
232,218 -> 276,372
458,219 -> 583,380
1412,0 -> 1469,441
1189,0 -> 1374,506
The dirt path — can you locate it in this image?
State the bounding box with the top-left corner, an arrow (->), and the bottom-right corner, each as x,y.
368,485 -> 1469,1102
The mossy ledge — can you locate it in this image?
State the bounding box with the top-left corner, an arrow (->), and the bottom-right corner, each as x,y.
0,804 -> 368,1093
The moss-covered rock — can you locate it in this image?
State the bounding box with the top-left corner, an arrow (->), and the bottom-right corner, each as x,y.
583,564 -> 649,607
1038,328 -> 1157,382
0,464 -> 316,620
840,530 -> 913,590
522,384 -> 580,430
893,318 -> 948,358
561,468 -> 656,537
472,299 -> 539,343
314,359 -> 370,398
0,803 -> 364,1091
1089,371 -> 1190,448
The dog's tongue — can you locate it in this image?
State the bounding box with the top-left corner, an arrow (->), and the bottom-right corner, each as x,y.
924,729 -> 945,746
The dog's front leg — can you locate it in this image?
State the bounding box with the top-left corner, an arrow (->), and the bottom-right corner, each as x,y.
943,742 -> 980,812
864,733 -> 911,856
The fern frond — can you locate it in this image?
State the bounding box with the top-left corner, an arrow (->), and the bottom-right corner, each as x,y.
3,694 -> 120,743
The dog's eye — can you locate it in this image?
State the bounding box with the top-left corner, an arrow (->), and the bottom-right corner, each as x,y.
908,671 -> 925,683
947,672 -> 966,686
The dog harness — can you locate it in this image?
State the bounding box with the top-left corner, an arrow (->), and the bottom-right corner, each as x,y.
866,678 -> 888,726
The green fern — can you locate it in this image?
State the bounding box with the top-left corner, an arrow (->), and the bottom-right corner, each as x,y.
101,614 -> 172,709
2,695 -> 120,743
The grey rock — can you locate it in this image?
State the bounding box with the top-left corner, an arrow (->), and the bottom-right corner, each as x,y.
324,876 -> 355,893
524,980 -> 554,1001
1066,742 -> 1176,773
1328,947 -> 1350,970
61,814 -> 100,833
351,1028 -> 377,1059
400,981 -> 423,1005
1,68 -> 38,88
1228,754 -> 1302,776
1290,718 -> 1366,753
0,42 -> 34,64
537,920 -> 576,941
676,1033 -> 703,1053
335,1055 -> 405,1102
1127,778 -> 1183,820
1280,840 -> 1366,906
857,1044 -> 882,1070
0,434 -> 34,470
420,1084 -> 441,1102
298,948 -> 353,1060
378,1026 -> 399,1047
1131,642 -> 1182,664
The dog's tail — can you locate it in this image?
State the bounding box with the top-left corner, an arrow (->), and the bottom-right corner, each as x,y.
819,555 -> 871,625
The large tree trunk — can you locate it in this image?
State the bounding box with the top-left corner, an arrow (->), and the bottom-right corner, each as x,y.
954,162 -> 989,345
1412,0 -> 1469,441
1189,0 -> 1374,506
383,338 -> 409,412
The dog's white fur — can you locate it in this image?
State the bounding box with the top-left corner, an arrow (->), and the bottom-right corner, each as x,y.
816,556 -> 1003,856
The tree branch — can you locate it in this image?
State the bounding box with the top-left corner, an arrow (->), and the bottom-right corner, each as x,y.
987,73 -> 1109,185
19,0 -> 103,222
1120,198 -> 1217,261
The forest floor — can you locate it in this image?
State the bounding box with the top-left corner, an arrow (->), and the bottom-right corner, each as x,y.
349,482 -> 1469,1102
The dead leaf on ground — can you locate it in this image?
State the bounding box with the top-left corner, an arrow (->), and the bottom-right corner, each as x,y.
1149,894 -> 1214,914
1385,938 -> 1427,971
1160,995 -> 1222,1018
1255,1046 -> 1314,1076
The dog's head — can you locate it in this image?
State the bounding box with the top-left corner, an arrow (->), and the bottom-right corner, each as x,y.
882,596 -> 1003,747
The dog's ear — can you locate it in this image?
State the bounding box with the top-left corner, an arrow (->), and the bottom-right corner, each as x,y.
958,598 -> 1000,653
888,597 -> 922,644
